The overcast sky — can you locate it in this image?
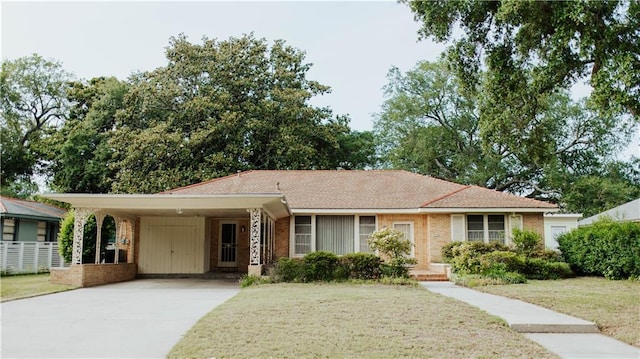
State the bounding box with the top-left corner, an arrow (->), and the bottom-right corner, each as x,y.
2,1 -> 637,158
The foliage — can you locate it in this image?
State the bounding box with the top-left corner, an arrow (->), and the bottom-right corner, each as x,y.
441,241 -> 464,263
451,273 -> 526,287
57,211 -> 75,262
367,228 -> 417,278
522,258 -> 574,280
374,58 -> 635,201
447,238 -> 572,282
240,274 -> 271,288
558,219 -> 640,279
302,251 -> 339,282
1,54 -> 72,196
561,162 -> 640,217
46,77 -> 129,193
108,34 -> 374,193
511,229 -> 544,257
338,252 -> 382,280
272,257 -> 304,283
57,211 -> 115,263
404,1 -> 639,120
447,241 -> 509,274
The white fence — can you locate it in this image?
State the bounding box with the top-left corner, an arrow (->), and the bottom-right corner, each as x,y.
0,242 -> 67,274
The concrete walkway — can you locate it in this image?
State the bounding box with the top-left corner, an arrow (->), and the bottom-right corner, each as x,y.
0,279 -> 240,358
421,281 -> 640,359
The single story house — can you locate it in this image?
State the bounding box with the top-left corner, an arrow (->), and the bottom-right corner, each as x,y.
43,170 -> 557,286
1,196 -> 66,243
579,198 -> 640,226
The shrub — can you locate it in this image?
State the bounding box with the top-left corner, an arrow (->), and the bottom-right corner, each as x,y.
302,251 -> 339,282
367,228 -> 416,278
511,229 -> 544,257
558,220 -> 640,279
339,253 -> 382,280
478,251 -> 526,274
452,272 -> 526,287
273,257 -> 304,282
441,241 -> 464,263
523,258 -> 574,280
448,241 -> 509,274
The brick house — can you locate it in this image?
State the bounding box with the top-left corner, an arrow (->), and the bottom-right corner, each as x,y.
44,170 -> 557,286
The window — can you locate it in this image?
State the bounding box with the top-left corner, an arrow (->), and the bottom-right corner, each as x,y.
294,216 -> 312,255
2,218 -> 17,241
466,215 -> 505,244
466,215 -> 484,241
359,216 -> 376,253
292,215 -> 376,257
393,222 -> 415,257
317,216 -> 354,255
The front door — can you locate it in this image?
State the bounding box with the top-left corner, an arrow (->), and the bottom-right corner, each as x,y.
219,222 -> 237,267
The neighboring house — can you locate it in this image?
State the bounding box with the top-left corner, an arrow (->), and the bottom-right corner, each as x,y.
578,198 -> 640,226
0,196 -> 66,243
543,213 -> 582,249
44,170 -> 557,285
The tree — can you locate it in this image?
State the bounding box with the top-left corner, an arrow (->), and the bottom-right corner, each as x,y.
1,54 -> 72,196
404,0 -> 640,120
562,160 -> 640,217
375,59 -> 635,200
109,34 -> 372,193
46,77 -> 129,193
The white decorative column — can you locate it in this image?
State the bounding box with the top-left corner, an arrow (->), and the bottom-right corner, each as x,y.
248,208 -> 262,276
72,208 -> 91,265
94,212 -> 105,264
128,218 -> 135,264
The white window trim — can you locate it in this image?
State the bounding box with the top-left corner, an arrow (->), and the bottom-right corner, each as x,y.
392,221 -> 415,258
289,214 -> 377,257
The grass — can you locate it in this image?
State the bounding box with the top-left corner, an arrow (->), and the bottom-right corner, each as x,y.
169,283 -> 556,358
0,273 -> 77,302
476,277 -> 640,347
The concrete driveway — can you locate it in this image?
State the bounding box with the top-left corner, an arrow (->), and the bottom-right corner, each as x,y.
0,279 -> 240,358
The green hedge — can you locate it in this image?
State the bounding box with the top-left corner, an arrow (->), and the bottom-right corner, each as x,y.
272,252 -> 385,282
557,220 -> 640,279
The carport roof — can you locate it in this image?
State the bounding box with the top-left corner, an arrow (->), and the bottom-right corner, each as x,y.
41,193 -> 291,219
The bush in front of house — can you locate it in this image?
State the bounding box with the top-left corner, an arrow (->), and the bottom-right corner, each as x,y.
442,231 -> 574,285
338,253 -> 382,280
302,251 -> 340,281
273,257 -> 304,282
367,228 -> 417,278
558,219 -> 640,280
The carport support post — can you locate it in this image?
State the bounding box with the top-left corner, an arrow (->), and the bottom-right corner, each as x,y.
94,212 -> 105,264
72,208 -> 91,265
248,208 -> 262,276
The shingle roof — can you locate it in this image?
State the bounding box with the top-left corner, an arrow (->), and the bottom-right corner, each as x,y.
165,170 -> 556,211
0,196 -> 67,220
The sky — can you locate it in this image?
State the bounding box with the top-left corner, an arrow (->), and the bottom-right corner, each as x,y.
1,1 -> 638,158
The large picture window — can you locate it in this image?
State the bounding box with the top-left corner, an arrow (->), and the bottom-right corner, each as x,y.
292,215 -> 376,257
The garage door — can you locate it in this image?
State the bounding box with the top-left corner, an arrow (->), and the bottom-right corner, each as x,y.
139,217 -> 206,274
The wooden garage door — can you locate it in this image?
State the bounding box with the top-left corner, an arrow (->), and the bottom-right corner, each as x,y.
139,218 -> 204,274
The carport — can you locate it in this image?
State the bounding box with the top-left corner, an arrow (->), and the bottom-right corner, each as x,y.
0,278 -> 240,358
42,193 -> 290,286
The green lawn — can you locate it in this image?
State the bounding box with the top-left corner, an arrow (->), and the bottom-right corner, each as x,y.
0,273 -> 77,302
169,283 -> 556,358
476,277 -> 640,347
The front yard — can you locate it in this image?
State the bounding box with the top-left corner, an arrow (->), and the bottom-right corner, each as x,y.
476,277 -> 640,347
0,273 -> 77,302
169,283 -> 555,358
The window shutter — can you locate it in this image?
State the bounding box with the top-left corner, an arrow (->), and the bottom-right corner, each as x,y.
450,215 -> 465,241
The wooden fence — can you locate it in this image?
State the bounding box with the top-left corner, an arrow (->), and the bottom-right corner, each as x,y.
0,242 -> 67,274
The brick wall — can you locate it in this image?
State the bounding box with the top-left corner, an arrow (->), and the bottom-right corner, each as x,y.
274,217 -> 290,259
50,263 -> 137,287
428,214 -> 451,263
523,213 -> 545,239
377,214 -> 429,269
